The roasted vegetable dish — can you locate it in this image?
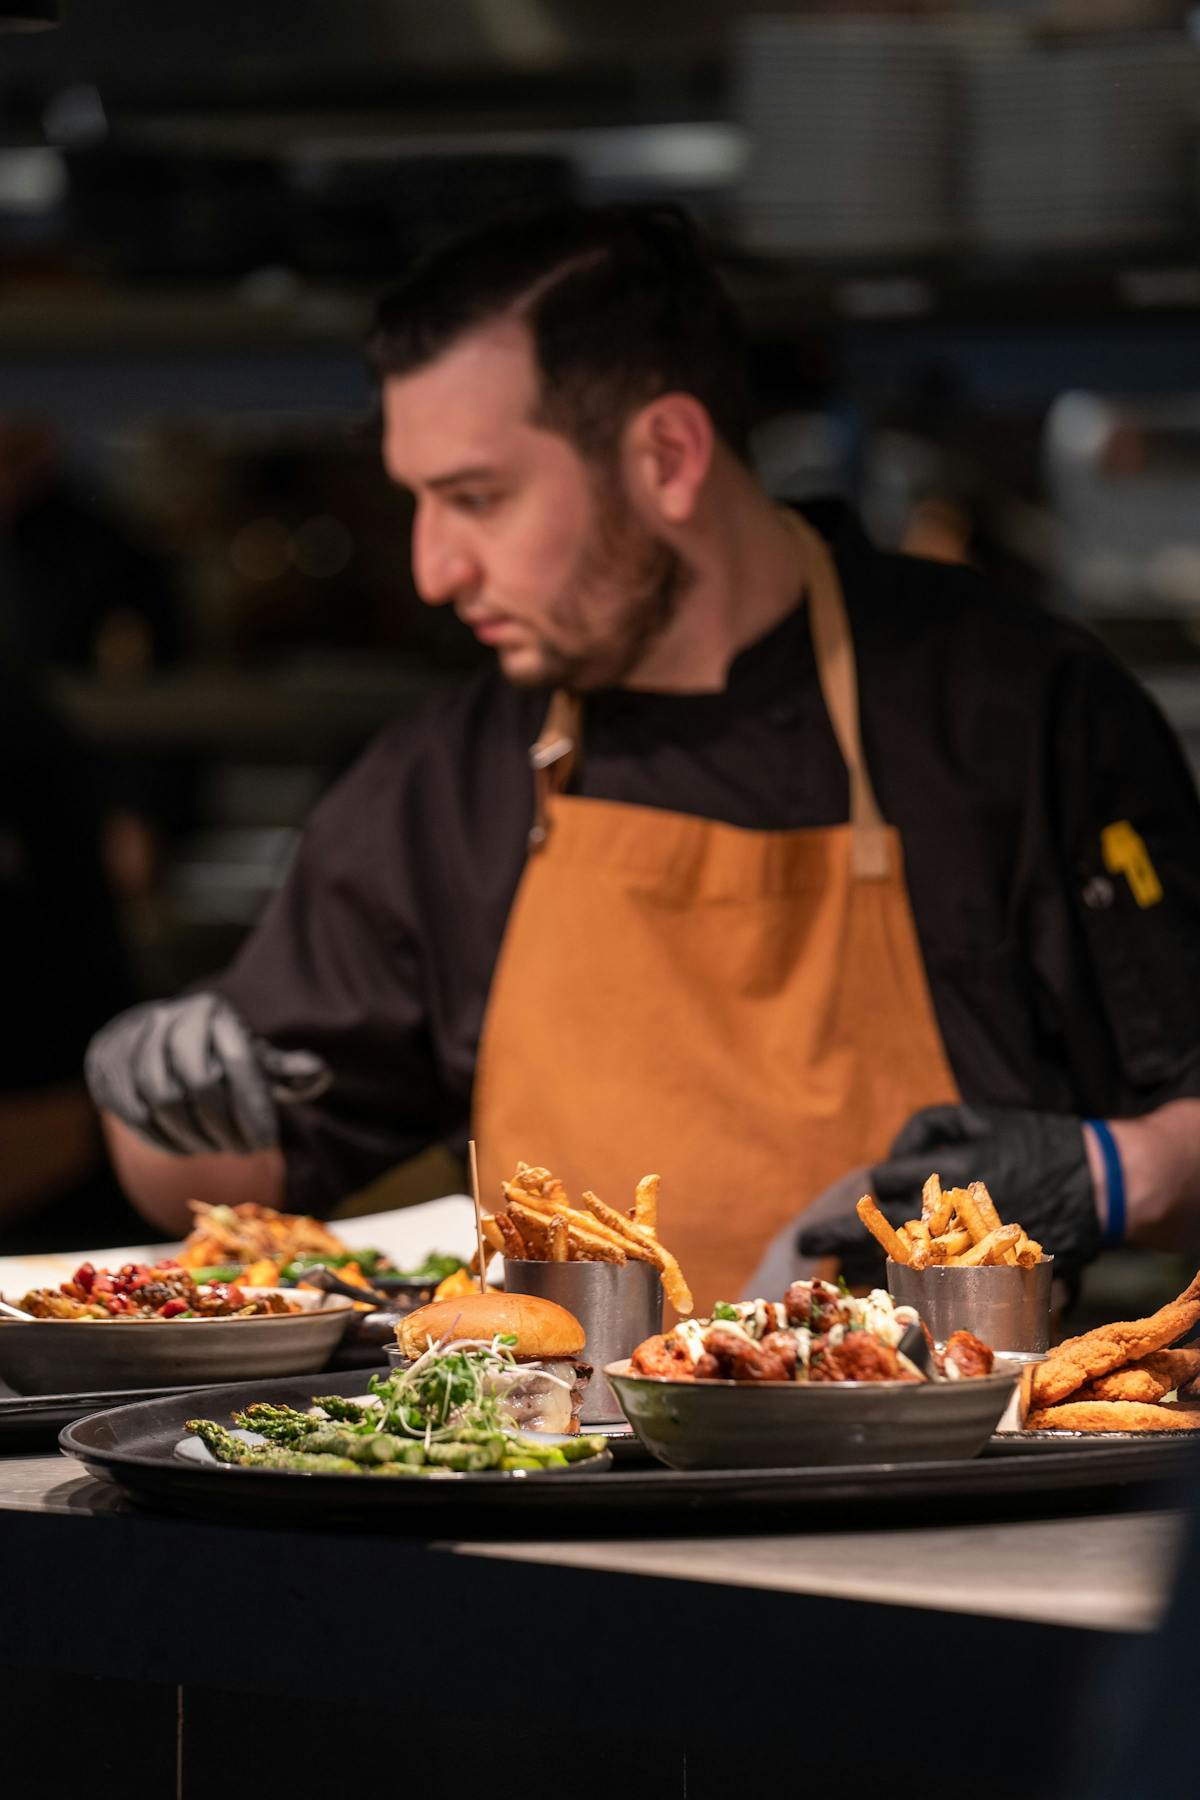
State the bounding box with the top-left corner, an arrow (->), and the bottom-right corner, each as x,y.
185,1336 -> 608,1476
631,1280 -> 995,1384
13,1260 -> 300,1321
178,1201 -> 464,1291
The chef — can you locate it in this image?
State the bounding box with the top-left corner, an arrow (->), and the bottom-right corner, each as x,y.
86,203 -> 1200,1311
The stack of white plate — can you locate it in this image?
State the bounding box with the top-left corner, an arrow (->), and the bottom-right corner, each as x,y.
960,36 -> 1198,253
731,18 -> 954,258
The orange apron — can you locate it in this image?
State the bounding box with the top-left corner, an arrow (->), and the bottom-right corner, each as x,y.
473,511 -> 959,1314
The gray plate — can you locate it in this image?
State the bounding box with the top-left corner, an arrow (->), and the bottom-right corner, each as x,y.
0,1289 -> 354,1395
606,1360 -> 1018,1470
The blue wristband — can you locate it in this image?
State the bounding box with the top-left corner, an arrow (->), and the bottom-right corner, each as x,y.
1086,1118 -> 1126,1248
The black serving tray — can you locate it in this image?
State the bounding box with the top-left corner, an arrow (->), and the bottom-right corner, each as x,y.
58,1370 -> 1200,1536
0,1380 -> 208,1445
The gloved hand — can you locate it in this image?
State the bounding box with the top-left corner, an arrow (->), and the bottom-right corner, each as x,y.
798,1104 -> 1103,1287
85,993 -> 331,1156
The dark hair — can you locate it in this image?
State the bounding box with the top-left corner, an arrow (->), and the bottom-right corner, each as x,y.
366,201 -> 752,464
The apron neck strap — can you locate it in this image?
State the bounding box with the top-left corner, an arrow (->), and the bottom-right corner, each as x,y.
529,689 -> 582,848
783,510 -> 889,879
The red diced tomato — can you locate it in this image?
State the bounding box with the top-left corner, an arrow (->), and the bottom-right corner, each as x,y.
73,1262 -> 96,1293
160,1299 -> 188,1318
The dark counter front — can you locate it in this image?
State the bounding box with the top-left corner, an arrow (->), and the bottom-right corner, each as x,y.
0,1452 -> 1181,1800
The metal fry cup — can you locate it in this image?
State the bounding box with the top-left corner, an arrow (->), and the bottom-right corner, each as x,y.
886,1256 -> 1054,1355
504,1257 -> 662,1424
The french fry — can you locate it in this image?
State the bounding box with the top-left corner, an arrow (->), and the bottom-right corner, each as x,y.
932,1228 -> 972,1259
509,1166 -> 571,1208
497,1163 -> 693,1305
948,1224 -> 1021,1268
858,1163 -> 1044,1273
968,1181 -> 1002,1235
953,1186 -> 989,1246
1015,1232 -> 1042,1269
506,1201 -> 555,1259
495,1212 -> 527,1260
580,1190 -> 694,1315
557,1203 -> 658,1263
565,1220 -> 626,1263
633,1173 -> 659,1236
856,1194 -> 910,1265
503,1180 -> 552,1214
480,1215 -> 506,1256
504,1175 -> 636,1259
923,1174 -> 955,1237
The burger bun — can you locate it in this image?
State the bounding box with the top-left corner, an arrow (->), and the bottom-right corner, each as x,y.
395,1290 -> 585,1361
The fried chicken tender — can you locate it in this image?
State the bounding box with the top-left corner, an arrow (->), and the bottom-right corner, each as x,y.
1075,1368 -> 1170,1404
629,1333 -> 696,1381
942,1330 -> 995,1380
1029,1273 -> 1200,1409
704,1327 -> 797,1382
1025,1401 -> 1200,1432
1075,1347 -> 1200,1404
810,1333 -> 912,1383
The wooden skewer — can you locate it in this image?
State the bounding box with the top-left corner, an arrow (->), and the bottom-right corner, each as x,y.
468,1139 -> 487,1292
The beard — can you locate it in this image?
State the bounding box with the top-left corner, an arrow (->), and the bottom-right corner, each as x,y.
504,481 -> 690,692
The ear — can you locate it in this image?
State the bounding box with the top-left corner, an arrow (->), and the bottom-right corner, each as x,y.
623,393 -> 714,526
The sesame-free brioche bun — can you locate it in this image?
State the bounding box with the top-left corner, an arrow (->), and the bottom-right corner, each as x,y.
395,1291 -> 586,1362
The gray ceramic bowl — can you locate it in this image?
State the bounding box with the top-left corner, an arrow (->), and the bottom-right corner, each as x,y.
605,1359 -> 1019,1470
0,1289 -> 355,1396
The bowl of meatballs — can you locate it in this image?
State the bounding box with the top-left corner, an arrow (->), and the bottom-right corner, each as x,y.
605,1278 -> 1017,1469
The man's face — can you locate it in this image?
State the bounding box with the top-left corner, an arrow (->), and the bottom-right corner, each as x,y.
381,319 -> 685,689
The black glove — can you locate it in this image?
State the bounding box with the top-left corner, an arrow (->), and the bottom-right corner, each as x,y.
85,993 -> 331,1156
798,1104 -> 1102,1287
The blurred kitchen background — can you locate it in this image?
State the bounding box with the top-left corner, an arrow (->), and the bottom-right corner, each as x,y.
2,0 -> 1198,996
3,0 -> 1200,1276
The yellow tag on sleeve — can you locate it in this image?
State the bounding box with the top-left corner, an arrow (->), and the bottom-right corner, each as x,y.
1100,820 -> 1163,909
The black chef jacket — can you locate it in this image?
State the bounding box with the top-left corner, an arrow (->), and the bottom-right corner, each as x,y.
213,503 -> 1200,1215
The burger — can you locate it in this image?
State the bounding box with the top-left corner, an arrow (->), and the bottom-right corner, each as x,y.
394,1291 -> 592,1434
